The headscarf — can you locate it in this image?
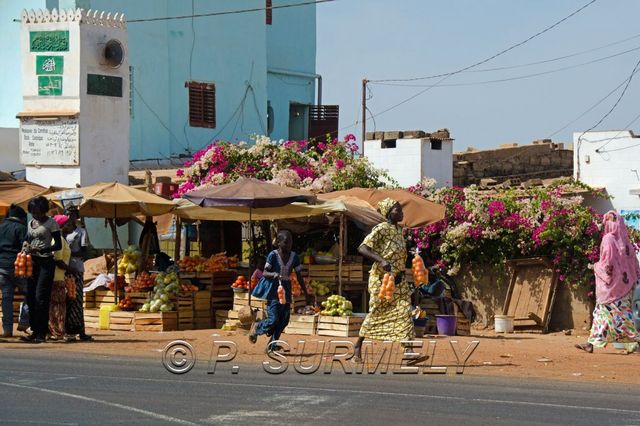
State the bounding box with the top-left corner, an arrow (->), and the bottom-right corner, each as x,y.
53,214 -> 70,228
593,210 -> 640,304
377,198 -> 399,218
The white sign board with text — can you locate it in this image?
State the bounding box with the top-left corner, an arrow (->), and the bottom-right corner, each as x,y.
20,117 -> 79,166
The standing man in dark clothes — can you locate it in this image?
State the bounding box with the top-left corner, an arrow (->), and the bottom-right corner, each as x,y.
0,205 -> 28,337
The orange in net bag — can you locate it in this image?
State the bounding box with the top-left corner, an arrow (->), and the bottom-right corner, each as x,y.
277,284 -> 287,304
378,272 -> 395,301
411,254 -> 428,287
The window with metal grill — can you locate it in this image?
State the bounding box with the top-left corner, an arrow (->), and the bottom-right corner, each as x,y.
185,81 -> 216,128
266,0 -> 273,25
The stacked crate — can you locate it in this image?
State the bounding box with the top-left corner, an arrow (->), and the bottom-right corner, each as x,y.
206,271 -> 236,311
193,290 -> 213,329
109,311 -> 135,331
419,297 -> 440,335
134,312 -> 178,331
177,294 -> 194,330
284,314 -> 318,335
316,315 -> 364,337
223,292 -> 268,329
84,309 -> 100,329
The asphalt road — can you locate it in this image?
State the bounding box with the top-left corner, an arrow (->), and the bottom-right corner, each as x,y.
0,348 -> 639,425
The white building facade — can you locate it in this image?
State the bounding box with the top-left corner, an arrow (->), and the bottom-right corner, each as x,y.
364,130 -> 453,188
574,130 -> 640,228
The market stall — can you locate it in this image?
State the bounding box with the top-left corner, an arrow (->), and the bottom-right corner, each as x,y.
46,182 -> 178,331
0,180 -> 62,211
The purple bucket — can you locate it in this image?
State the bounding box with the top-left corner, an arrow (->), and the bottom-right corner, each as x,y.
436,315 -> 457,336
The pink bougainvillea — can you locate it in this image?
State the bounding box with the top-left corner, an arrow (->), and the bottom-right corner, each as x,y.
172,135 -> 395,198
406,177 -> 638,289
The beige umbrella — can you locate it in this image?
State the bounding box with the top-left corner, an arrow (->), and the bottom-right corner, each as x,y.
47,182 -> 175,218
319,187 -> 445,228
47,182 -> 176,302
0,180 -> 62,211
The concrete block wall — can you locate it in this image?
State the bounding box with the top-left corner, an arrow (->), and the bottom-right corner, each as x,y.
453,141 -> 573,187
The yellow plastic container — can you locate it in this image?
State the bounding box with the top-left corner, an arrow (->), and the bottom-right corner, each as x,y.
99,305 -> 119,330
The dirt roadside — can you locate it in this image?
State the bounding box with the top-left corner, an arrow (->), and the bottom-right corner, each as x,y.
1,327 -> 638,384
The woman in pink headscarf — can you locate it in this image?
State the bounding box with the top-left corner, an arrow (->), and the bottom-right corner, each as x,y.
576,210 -> 640,354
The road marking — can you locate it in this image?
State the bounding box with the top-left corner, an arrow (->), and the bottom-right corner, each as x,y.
0,381 -> 198,425
4,369 -> 640,416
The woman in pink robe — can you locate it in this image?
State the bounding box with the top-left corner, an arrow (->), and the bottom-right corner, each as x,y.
576,210 -> 640,354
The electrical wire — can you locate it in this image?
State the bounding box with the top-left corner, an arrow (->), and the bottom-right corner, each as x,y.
594,110 -> 640,153
579,55 -> 640,143
348,0 -> 598,130
133,85 -> 189,153
128,0 -> 337,23
547,64 -> 640,138
370,28 -> 640,82
370,45 -> 640,88
369,0 -> 597,83
189,0 -> 195,80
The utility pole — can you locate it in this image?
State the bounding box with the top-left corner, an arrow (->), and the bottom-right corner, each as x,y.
361,78 -> 368,156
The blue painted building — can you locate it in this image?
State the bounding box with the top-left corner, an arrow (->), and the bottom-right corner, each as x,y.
0,0 -> 325,164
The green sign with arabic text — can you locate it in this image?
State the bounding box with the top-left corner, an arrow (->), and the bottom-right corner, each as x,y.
36,56 -> 64,75
30,31 -> 69,52
38,76 -> 63,96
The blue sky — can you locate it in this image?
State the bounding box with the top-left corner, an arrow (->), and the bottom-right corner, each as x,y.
316,0 -> 640,151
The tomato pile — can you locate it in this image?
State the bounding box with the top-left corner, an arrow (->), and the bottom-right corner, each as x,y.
118,296 -> 136,310
178,253 -> 239,273
106,275 -> 126,291
125,271 -> 157,292
230,275 -> 255,290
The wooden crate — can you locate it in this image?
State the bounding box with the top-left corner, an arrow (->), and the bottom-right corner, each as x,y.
194,317 -> 213,329
341,263 -> 364,282
284,314 -> 317,335
109,311 -> 135,331
94,290 -> 123,307
291,294 -> 306,313
316,315 -> 364,337
178,295 -> 194,330
127,291 -> 151,307
84,308 -> 100,329
134,312 -> 178,331
83,290 -> 96,309
214,309 -> 230,328
233,292 -> 267,310
457,319 -> 471,336
305,264 -> 337,282
193,291 -> 212,329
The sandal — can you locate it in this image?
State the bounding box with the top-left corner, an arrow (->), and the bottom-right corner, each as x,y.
406,354 -> 430,366
350,355 -> 363,364
574,343 -> 593,353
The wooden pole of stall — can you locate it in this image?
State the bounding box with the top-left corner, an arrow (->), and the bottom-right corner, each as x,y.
174,216 -> 182,262
338,214 -> 345,296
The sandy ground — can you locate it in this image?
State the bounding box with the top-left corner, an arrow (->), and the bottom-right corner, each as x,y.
2,325 -> 639,384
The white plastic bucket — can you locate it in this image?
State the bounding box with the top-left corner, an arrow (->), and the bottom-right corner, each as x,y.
494,315 -> 514,333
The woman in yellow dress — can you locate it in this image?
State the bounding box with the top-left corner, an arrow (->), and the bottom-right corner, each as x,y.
353,198 -> 418,362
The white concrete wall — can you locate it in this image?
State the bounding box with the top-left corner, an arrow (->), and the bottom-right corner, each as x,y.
21,10 -> 129,188
422,139 -> 453,187
0,128 -> 21,173
574,130 -> 640,224
364,137 -> 453,188
78,19 -> 129,185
